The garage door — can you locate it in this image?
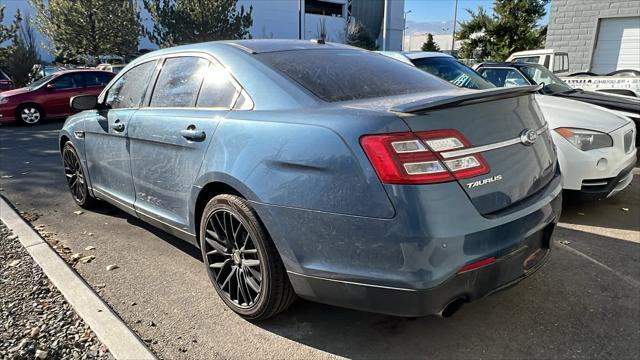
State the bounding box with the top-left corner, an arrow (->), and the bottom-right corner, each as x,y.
591,17 -> 640,73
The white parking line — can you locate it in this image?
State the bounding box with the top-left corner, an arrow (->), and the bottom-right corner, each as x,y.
555,241 -> 640,288
0,196 -> 156,360
558,223 -> 640,243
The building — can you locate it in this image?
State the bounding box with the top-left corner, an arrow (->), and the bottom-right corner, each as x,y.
545,0 -> 640,73
403,33 -> 460,54
1,0 -> 405,62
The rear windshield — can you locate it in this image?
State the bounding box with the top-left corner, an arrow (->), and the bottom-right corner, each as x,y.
256,50 -> 451,102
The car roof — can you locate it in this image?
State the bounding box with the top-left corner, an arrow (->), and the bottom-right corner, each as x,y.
510,49 -> 558,56
401,51 -> 455,60
57,69 -> 115,74
476,62 -> 521,67
221,39 -> 356,54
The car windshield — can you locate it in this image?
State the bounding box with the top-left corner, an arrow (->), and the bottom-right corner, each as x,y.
28,74 -> 56,89
256,49 -> 451,102
411,57 -> 494,90
519,64 -> 574,94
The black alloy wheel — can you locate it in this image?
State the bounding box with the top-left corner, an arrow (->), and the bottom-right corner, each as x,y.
200,194 -> 296,320
62,143 -> 96,208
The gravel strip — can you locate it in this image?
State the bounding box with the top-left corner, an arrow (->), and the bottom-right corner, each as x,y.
0,221 -> 113,360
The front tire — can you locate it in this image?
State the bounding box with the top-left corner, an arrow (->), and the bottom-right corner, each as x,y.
200,194 -> 296,320
62,142 -> 97,208
17,104 -> 43,125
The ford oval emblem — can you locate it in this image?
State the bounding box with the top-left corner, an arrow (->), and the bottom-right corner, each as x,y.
520,129 -> 538,146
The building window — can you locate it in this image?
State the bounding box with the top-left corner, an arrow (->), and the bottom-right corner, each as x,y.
305,0 -> 343,17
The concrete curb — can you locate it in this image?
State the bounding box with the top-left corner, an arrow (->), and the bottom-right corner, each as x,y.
0,196 -> 156,360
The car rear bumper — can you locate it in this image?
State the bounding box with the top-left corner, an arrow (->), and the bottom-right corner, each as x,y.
288,223 -> 554,317
251,171 -> 562,316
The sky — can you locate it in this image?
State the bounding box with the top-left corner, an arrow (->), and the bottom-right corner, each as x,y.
404,0 -> 551,36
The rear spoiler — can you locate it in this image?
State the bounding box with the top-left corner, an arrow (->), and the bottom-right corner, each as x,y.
390,85 -> 542,114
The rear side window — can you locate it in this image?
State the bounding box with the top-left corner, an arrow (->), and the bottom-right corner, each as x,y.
106,61 -> 156,109
256,50 -> 451,102
85,72 -> 114,87
150,57 -> 209,108
512,56 -> 540,64
196,64 -> 238,108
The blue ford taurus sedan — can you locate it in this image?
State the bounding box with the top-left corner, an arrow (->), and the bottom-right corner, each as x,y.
60,40 -> 562,320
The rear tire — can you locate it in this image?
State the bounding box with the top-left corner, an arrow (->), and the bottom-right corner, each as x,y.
200,194 -> 296,320
62,142 -> 97,209
17,104 -> 44,125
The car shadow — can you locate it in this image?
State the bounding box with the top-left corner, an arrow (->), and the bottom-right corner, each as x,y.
560,177 -> 640,233
249,226 -> 639,359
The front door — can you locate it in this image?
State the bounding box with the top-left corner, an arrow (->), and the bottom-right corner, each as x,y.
84,61 -> 157,209
44,73 -> 84,117
128,56 -> 239,235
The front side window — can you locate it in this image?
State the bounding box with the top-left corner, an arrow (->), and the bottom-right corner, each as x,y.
411,57 -> 494,90
196,64 -> 238,108
256,50 -> 451,102
520,64 -> 573,94
479,68 -> 530,88
105,61 -> 156,109
52,74 -> 83,89
150,57 -> 209,108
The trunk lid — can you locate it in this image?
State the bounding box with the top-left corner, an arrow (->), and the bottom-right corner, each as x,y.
394,88 -> 557,215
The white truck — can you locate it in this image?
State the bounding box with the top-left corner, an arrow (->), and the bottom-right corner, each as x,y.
507,49 -> 640,97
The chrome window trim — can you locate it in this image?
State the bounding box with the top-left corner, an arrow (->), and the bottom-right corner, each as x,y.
440,123 -> 549,159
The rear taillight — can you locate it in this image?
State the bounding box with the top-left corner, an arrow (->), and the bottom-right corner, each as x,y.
360,129 -> 489,184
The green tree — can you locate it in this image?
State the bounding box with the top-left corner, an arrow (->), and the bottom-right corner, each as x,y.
7,12 -> 41,87
0,4 -> 20,63
30,0 -> 142,61
143,0 -> 253,47
457,0 -> 548,61
346,20 -> 376,50
421,33 -> 440,52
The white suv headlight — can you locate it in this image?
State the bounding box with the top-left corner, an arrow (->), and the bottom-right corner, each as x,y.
555,128 -> 613,151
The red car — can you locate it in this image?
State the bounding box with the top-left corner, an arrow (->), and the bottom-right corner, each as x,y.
0,70 -> 115,125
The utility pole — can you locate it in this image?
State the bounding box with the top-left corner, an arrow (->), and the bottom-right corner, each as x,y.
403,10 -> 412,51
451,0 -> 458,54
382,0 -> 388,50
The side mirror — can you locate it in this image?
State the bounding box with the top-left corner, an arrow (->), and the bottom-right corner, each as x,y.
45,83 -> 55,90
70,95 -> 98,111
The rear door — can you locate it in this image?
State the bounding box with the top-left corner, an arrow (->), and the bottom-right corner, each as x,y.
399,92 -> 557,215
83,72 -> 115,96
127,55 -> 240,234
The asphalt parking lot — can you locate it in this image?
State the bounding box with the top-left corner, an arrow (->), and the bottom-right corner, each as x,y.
1,121 -> 639,359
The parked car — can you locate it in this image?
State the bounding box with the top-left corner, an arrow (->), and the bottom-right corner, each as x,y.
0,70 -> 114,125
60,40 -> 561,320
381,52 -> 637,199
95,63 -> 126,74
506,49 -> 640,97
0,67 -> 15,91
474,62 -> 640,144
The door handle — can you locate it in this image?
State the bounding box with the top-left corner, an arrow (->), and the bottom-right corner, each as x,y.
111,120 -> 125,132
180,128 -> 206,141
